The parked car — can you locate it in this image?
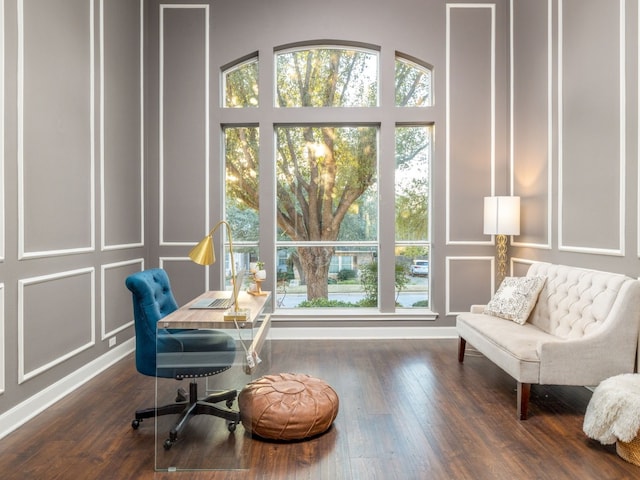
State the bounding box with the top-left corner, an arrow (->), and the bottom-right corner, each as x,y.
410,260 -> 429,276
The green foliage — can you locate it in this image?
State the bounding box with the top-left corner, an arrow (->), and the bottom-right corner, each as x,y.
395,126 -> 430,241
400,246 -> 430,260
277,270 -> 294,282
276,48 -> 377,107
298,298 -> 356,308
337,269 -> 356,281
360,261 -> 409,305
395,58 -> 432,107
224,58 -> 259,107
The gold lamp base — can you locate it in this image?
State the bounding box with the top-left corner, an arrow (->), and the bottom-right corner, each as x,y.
223,308 -> 250,322
495,233 -> 508,285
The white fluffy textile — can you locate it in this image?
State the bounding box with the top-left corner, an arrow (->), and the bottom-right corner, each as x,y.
583,373 -> 640,444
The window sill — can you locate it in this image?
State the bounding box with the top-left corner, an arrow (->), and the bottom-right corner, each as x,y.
272,307 -> 438,323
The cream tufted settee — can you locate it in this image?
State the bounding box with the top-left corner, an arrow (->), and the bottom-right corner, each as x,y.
457,262 -> 640,419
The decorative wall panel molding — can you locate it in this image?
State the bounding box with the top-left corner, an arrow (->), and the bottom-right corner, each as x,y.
511,256 -> 536,277
0,0 -> 5,261
0,284 -> 4,395
445,256 -> 494,316
100,0 -> 144,250
101,259 -> 143,340
18,268 -> 95,384
510,0 -> 552,250
159,256 -> 209,306
17,0 -> 95,258
446,4 -> 495,245
558,0 -> 625,255
159,4 -> 209,246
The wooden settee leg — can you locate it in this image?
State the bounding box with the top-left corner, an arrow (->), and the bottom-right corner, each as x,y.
458,337 -> 467,363
517,382 -> 531,420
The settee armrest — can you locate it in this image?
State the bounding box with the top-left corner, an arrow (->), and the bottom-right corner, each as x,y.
537,334 -> 636,385
470,305 -> 486,314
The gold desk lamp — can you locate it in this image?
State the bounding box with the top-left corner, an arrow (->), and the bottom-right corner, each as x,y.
484,196 -> 520,287
188,221 -> 249,321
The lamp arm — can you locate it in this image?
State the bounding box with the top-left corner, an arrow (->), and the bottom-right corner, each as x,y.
209,221 -> 238,311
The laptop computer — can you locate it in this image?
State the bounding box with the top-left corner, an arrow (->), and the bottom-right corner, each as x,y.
189,270 -> 246,309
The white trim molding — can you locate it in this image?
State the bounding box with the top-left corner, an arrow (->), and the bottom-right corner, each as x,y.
445,3 -> 496,246
159,256 -> 210,292
18,268 -> 96,384
101,259 -> 143,341
100,0 -> 145,251
0,284 -> 4,395
17,0 -> 96,259
0,0 -> 5,261
159,4 -> 210,246
509,0 -> 553,250
557,0 -> 625,256
445,256 -> 494,316
0,338 -> 134,441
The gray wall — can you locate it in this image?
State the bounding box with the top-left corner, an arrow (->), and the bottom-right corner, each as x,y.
1,0 -> 639,417
510,0 -> 640,278
1,0 -> 143,416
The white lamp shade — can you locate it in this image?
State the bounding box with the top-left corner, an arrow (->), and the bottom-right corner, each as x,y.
484,196 -> 520,235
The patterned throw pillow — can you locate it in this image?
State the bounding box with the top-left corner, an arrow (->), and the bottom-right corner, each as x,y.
484,276 -> 546,325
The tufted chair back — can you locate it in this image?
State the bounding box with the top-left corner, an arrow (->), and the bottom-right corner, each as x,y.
527,262 -> 635,340
125,268 -> 180,377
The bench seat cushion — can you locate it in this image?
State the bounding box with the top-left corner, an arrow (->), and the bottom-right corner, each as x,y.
456,313 -> 557,384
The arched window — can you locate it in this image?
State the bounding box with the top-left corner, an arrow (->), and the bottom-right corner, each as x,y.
276,47 -> 378,107
222,45 -> 432,314
395,55 -> 432,107
223,56 -> 258,108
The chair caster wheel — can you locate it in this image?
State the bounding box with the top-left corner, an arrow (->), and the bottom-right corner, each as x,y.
131,419 -> 140,429
163,439 -> 173,450
176,388 -> 187,402
227,421 -> 237,432
226,399 -> 234,408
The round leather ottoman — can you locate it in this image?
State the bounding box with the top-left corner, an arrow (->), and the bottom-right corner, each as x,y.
238,373 -> 339,441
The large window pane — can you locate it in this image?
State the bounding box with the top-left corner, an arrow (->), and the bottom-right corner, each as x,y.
225,126 -> 259,242
276,246 -> 377,308
395,126 -> 429,240
395,125 -> 431,308
275,125 -> 378,304
396,247 -> 430,308
276,47 -> 378,107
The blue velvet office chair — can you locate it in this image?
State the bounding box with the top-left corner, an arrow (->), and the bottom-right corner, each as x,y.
125,268 -> 240,450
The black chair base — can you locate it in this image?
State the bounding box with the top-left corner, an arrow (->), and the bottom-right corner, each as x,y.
131,380 -> 240,449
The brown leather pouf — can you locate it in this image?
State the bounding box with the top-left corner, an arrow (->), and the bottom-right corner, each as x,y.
238,373 -> 339,441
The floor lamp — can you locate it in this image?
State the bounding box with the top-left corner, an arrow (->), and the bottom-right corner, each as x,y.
484,196 -> 520,286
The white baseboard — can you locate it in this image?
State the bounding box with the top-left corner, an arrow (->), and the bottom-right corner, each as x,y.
269,326 -> 458,340
0,338 -> 135,440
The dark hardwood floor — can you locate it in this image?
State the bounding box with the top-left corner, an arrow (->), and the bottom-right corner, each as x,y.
0,339 -> 636,479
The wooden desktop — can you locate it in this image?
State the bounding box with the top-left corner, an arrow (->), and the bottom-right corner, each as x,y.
158,290 -> 271,330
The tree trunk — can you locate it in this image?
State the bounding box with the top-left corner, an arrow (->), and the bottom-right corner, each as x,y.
298,246 -> 334,300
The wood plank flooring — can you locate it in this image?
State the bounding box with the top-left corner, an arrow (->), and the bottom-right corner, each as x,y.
0,339 -> 637,479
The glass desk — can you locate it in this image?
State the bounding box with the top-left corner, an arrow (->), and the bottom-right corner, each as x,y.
154,291 -> 271,472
